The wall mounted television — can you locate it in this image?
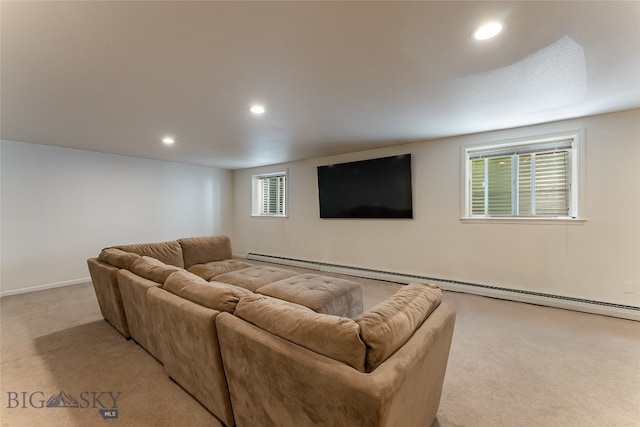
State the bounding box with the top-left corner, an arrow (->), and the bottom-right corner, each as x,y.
317,154 -> 413,219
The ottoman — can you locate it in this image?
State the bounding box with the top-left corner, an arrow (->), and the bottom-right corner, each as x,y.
256,273 -> 364,318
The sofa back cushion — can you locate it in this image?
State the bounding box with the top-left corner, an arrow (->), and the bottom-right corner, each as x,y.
356,283 -> 442,372
178,235 -> 233,268
131,256 -> 183,284
163,270 -> 243,313
116,241 -> 184,268
98,248 -> 140,270
235,294 -> 366,372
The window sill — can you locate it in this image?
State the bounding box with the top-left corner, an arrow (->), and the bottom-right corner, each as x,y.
460,217 -> 586,225
251,214 -> 288,219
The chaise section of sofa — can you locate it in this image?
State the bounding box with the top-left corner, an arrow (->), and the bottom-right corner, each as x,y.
256,273 -> 364,318
217,284 -> 456,427
213,265 -> 299,292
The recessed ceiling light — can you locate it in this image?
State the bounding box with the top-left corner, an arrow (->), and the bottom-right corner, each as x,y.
162,137 -> 175,145
474,22 -> 504,40
250,105 -> 265,115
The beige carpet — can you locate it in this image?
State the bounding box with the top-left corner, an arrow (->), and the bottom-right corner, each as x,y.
1,266 -> 639,426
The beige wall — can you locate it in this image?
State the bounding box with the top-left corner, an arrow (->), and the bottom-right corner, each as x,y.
232,109 -> 640,307
0,140 -> 233,294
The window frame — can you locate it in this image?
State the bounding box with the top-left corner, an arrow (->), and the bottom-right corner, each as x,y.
251,170 -> 288,218
462,131 -> 584,223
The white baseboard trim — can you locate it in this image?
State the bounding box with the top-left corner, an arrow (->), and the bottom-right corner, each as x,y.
0,277 -> 91,298
247,253 -> 640,322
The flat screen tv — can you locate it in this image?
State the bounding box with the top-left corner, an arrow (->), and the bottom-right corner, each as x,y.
317,154 -> 413,219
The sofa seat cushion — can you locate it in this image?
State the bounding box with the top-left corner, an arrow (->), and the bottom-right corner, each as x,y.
131,256 -> 183,284
178,235 -> 233,269
188,259 -> 253,281
213,266 -> 298,292
256,274 -> 363,318
116,240 -> 184,268
98,248 -> 140,270
163,270 -> 245,313
234,295 -> 366,372
356,283 -> 442,372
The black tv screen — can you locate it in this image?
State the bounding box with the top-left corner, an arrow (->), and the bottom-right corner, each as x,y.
317,154 -> 413,219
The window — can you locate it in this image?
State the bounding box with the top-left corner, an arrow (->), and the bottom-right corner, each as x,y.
252,171 -> 287,217
464,134 -> 579,219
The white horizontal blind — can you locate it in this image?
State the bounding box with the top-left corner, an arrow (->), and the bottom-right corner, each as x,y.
471,160 -> 486,215
468,136 -> 575,218
534,151 -> 569,216
468,138 -> 573,159
487,156 -> 512,215
260,174 -> 286,216
518,154 -> 533,215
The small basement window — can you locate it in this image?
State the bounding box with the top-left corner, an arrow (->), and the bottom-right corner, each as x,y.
464,133 -> 580,219
252,171 -> 287,217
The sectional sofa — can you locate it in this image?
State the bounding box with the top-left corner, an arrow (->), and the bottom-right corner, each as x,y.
87,235 -> 456,427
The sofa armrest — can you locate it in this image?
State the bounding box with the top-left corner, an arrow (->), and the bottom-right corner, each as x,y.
364,300 -> 456,426
147,287 -> 235,427
117,270 -> 162,360
216,301 -> 456,427
87,258 -> 130,337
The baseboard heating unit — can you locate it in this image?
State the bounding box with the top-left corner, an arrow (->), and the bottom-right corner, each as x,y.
246,253 -> 640,322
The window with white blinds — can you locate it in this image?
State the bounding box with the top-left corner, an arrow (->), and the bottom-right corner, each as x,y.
252,171 -> 287,217
465,134 -> 579,219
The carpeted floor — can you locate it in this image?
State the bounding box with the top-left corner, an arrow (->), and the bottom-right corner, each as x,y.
1,263 -> 639,426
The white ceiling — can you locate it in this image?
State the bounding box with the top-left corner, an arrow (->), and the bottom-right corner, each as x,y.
2,1 -> 639,170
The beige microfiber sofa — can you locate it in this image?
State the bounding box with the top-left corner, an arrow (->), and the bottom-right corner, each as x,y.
87,236 -> 456,427
87,235 -> 362,339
